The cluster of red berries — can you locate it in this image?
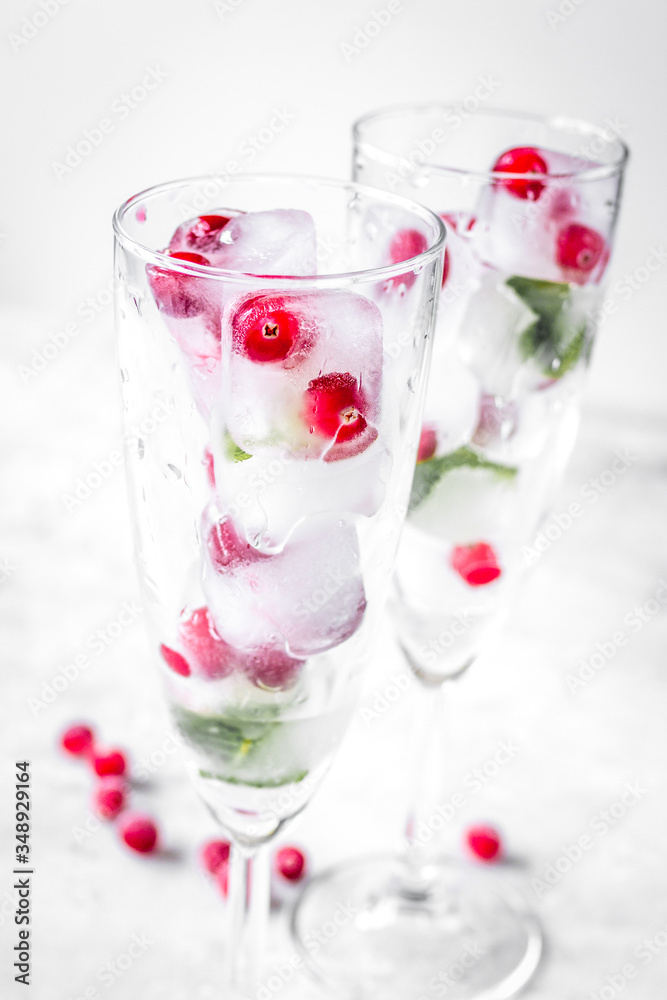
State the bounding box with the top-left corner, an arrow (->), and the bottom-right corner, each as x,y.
61,724 -> 158,853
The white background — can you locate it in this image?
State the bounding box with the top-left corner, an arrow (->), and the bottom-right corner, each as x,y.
1,2 -> 667,999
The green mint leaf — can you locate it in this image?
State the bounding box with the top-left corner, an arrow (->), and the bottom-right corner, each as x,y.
174,705 -> 275,765
223,433 -> 252,463
410,446 -> 517,510
507,275 -> 587,378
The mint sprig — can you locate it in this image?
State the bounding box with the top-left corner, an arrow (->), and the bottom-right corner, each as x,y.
410,446 -> 517,510
506,275 -> 587,378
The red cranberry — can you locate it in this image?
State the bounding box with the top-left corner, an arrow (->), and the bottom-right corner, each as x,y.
231,294 -> 305,364
216,858 -> 230,896
160,644 -> 191,677
93,779 -> 126,821
146,251 -> 210,318
242,646 -> 303,691
93,750 -> 127,778
120,814 -> 158,854
274,846 -> 307,882
450,542 -> 502,586
182,214 -> 232,252
466,825 -> 502,862
203,447 -> 216,488
417,426 -> 437,463
388,228 -> 429,289
178,607 -> 235,680
556,223 -> 606,279
61,724 -> 95,757
200,839 -> 231,875
492,147 -> 548,201
208,516 -> 265,572
303,372 -> 368,444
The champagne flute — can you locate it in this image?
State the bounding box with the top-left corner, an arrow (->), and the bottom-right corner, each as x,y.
291,109 -> 628,999
112,174 -> 445,997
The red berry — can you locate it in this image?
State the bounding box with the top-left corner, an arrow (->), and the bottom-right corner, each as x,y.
120,814 -> 158,854
242,646 -> 303,691
274,846 -> 307,883
203,447 -> 216,488
208,516 -> 265,572
303,372 -> 369,444
450,542 -> 502,587
441,246 -> 451,287
182,214 -> 232,252
93,750 -> 127,778
160,643 -> 191,677
388,228 -> 429,289
466,825 -> 502,862
200,839 -> 231,875
231,294 -> 304,364
93,779 -> 126,821
216,857 -> 230,896
61,724 -> 95,757
492,147 -> 548,201
147,251 -> 210,318
556,223 -> 606,279
417,425 -> 437,463
179,607 -> 235,680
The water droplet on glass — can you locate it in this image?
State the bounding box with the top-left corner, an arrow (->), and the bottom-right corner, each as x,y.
137,438 -> 144,459
167,464 -> 182,480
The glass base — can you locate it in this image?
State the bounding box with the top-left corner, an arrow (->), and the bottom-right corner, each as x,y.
291,854 -> 542,1000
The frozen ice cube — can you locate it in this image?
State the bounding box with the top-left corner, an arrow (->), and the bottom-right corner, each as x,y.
202,507 -> 367,658
422,350 -> 481,455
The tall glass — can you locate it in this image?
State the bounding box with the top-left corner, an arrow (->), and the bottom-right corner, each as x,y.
112,175 -> 444,997
292,110 -> 628,997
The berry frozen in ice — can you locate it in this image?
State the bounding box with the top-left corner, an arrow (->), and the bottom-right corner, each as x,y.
216,858 -> 230,897
274,846 -> 307,883
93,778 -> 126,821
120,814 -> 159,854
178,606 -> 236,680
231,293 -> 309,365
241,645 -> 304,691
208,515 -> 266,572
160,643 -> 192,677
466,824 -> 502,861
388,228 -> 428,289
61,724 -> 95,757
556,223 -> 607,281
93,750 -> 128,777
450,542 -> 502,586
203,447 -> 216,488
303,372 -> 378,460
200,838 -> 231,875
171,214 -> 233,254
417,426 -> 437,463
147,251 -> 211,318
492,146 -> 548,201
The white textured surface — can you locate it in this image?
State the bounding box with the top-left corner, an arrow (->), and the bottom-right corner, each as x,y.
0,304 -> 666,999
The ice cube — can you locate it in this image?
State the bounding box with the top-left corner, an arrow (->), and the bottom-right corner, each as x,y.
218,289 -> 383,463
197,210 -> 317,276
422,350 -> 481,455
202,507 -> 367,658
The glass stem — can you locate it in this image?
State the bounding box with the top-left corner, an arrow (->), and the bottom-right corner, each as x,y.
404,677 -> 457,888
226,841 -> 270,998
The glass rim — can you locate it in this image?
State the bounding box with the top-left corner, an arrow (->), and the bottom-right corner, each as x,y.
353,104 -> 630,183
112,172 -> 447,287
